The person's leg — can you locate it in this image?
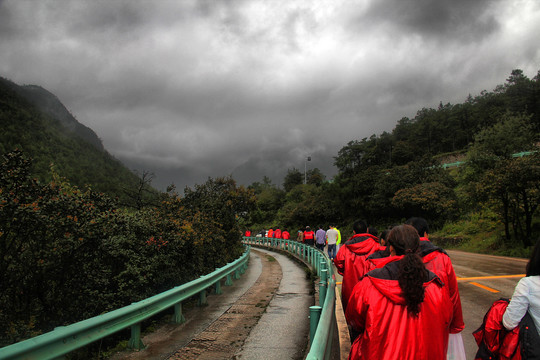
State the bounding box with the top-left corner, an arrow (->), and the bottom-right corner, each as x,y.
328,244 -> 336,259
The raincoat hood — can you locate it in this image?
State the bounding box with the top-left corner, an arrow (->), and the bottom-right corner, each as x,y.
345,233 -> 381,255
367,256 -> 442,306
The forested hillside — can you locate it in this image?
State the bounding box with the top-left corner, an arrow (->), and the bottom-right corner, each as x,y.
0,76 -> 255,351
245,69 -> 540,252
0,77 -> 149,206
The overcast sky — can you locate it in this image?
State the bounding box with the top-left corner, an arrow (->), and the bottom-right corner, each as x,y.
1,0 -> 539,190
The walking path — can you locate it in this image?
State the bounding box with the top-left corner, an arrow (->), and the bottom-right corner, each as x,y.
110,248 -> 312,360
234,249 -> 312,359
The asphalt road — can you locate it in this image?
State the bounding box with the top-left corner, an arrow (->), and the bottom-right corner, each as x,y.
446,250 -> 528,360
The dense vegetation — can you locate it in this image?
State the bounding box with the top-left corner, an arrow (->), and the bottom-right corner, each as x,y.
0,150 -> 254,346
244,69 -> 540,254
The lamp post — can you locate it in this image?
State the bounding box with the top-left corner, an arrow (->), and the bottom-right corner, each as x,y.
304,156 -> 311,184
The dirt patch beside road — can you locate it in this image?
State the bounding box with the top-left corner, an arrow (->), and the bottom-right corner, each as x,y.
168,250 -> 282,359
109,250 -> 282,360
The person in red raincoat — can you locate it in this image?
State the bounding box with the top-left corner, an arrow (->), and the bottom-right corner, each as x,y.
303,226 -> 315,246
405,217 -> 464,334
345,225 -> 453,360
334,220 -> 383,310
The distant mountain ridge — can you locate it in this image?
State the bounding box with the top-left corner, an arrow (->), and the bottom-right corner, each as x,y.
0,76 -> 146,203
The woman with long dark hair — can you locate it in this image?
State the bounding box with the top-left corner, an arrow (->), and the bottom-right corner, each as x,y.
345,225 -> 453,360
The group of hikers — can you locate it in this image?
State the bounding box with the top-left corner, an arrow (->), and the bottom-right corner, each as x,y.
244,225 -> 343,260
334,218 -> 540,359
331,218 -> 463,359
244,217 -> 540,359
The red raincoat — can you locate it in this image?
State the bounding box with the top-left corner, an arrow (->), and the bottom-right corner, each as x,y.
334,233 -> 383,309
345,256 -> 453,360
367,241 -> 465,334
419,241 -> 464,334
473,299 -> 520,360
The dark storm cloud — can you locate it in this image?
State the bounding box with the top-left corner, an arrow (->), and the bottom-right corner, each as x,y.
1,0 -> 539,190
0,1 -> 15,38
354,0 -> 501,43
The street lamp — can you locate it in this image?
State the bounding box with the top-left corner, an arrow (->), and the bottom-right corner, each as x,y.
304,156 -> 311,184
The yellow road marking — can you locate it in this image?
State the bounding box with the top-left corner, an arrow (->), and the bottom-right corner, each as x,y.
457,274 -> 525,281
469,282 -> 500,293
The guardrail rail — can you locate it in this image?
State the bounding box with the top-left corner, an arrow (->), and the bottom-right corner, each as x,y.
0,246 -> 251,360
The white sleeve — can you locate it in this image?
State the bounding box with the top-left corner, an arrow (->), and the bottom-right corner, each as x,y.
502,278 -> 530,330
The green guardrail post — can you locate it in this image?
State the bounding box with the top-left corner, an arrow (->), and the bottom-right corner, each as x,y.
173,302 -> 186,324
128,323 -> 145,350
309,306 -> 322,346
319,279 -> 327,307
225,274 -> 233,286
215,279 -> 222,294
319,257 -> 326,277
321,263 -> 328,283
319,269 -> 328,307
199,290 -> 207,306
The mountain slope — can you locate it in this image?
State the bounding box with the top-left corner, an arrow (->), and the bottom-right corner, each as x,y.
0,76 -> 146,203
14,84 -> 104,151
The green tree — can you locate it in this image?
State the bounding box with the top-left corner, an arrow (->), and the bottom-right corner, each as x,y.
283,168 -> 303,192
182,176 -> 255,265
392,182 -> 458,223
306,168 -> 326,186
474,154 -> 540,245
248,178 -> 284,227
462,114 -> 538,245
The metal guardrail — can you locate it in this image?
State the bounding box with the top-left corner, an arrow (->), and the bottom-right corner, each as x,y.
439,150 -> 537,169
0,246 -> 251,360
434,150 -> 537,169
242,236 -> 336,360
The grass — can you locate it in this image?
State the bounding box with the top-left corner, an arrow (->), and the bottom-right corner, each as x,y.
432,209 -> 535,258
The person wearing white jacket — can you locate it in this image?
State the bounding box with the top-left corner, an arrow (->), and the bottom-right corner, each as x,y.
502,239 -> 540,358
